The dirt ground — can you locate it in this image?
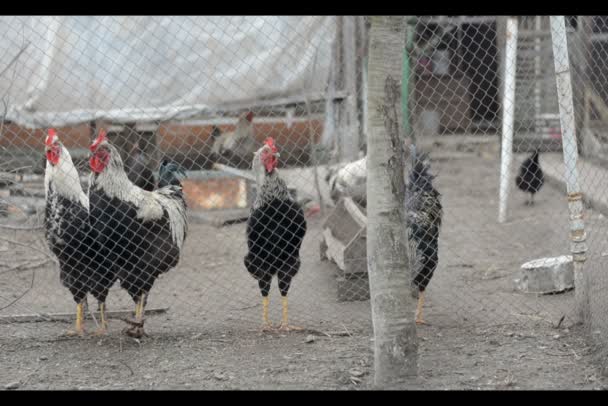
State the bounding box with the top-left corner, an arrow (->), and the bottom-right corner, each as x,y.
1,139 -> 608,390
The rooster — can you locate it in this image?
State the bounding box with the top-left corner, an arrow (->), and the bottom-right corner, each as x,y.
44,129 -> 116,336
88,130 -> 188,338
211,112 -> 257,168
405,146 -> 442,325
244,137 -> 307,331
516,149 -> 544,205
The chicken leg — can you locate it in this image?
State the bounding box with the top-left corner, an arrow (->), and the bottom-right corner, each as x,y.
415,291 -> 427,325
65,301 -> 86,337
278,296 -> 302,332
124,293 -> 146,338
92,303 -> 108,336
261,296 -> 273,332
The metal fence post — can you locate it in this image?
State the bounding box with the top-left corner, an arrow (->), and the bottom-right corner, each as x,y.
498,17 -> 518,224
550,15 -> 590,325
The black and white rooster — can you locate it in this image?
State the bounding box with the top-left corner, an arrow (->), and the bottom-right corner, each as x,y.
405,146 -> 443,325
88,130 -> 188,338
244,137 -> 307,331
44,129 -> 116,336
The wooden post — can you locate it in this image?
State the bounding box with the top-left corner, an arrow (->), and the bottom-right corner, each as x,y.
356,16 -> 370,153
571,17 -> 594,157
89,120 -> 97,142
113,122 -> 138,164
342,16 -> 359,161
334,16 -> 359,163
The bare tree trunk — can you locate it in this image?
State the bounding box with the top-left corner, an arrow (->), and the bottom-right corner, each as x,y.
366,15 -> 418,388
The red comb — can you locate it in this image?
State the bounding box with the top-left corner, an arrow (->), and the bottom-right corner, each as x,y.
90,129 -> 108,152
264,137 -> 277,153
45,128 -> 58,146
245,111 -> 254,122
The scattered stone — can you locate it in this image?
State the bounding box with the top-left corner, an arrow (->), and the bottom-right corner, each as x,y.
304,335 -> 316,344
349,369 -> 365,377
4,382 -> 19,390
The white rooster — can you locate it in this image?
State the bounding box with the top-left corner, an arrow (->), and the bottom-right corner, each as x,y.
88,130 -> 187,338
325,156 -> 367,207
44,129 -> 116,336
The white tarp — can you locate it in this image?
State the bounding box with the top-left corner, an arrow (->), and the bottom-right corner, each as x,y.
0,16 -> 336,128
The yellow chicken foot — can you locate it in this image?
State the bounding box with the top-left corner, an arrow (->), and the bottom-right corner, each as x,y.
260,296 -> 273,332
124,294 -> 147,338
65,302 -> 86,337
415,291 -> 428,325
278,296 -> 302,332
92,303 -> 108,336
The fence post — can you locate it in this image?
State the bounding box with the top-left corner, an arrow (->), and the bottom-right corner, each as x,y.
498,17 -> 518,224
550,16 -> 590,325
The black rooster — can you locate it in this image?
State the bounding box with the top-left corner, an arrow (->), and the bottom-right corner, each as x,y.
405,146 -> 443,325
516,150 -> 544,205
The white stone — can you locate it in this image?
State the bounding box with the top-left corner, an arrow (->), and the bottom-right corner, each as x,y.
514,255 -> 574,294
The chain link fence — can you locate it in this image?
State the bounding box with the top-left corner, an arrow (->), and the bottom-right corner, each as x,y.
0,16 -> 607,369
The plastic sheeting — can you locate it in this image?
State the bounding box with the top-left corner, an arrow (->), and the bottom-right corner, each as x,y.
0,16 -> 336,128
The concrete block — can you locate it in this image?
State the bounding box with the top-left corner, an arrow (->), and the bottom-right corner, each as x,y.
514,255 -> 574,294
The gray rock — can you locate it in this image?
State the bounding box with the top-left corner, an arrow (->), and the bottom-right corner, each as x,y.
514,256 -> 574,294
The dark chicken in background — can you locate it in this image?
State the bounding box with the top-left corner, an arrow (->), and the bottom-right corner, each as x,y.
88,130 -> 188,338
405,146 -> 443,325
244,138 -> 307,331
44,129 -> 115,336
516,149 -> 544,205
158,160 -> 186,188
125,139 -> 155,192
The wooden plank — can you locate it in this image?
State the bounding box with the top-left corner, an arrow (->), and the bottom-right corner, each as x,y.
0,307 -> 169,324
212,163 -> 256,182
322,227 -> 346,271
188,209 -> 250,227
343,197 -> 367,228
344,227 -> 367,275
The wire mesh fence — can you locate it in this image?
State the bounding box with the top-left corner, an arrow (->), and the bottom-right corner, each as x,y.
0,16 -> 606,368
